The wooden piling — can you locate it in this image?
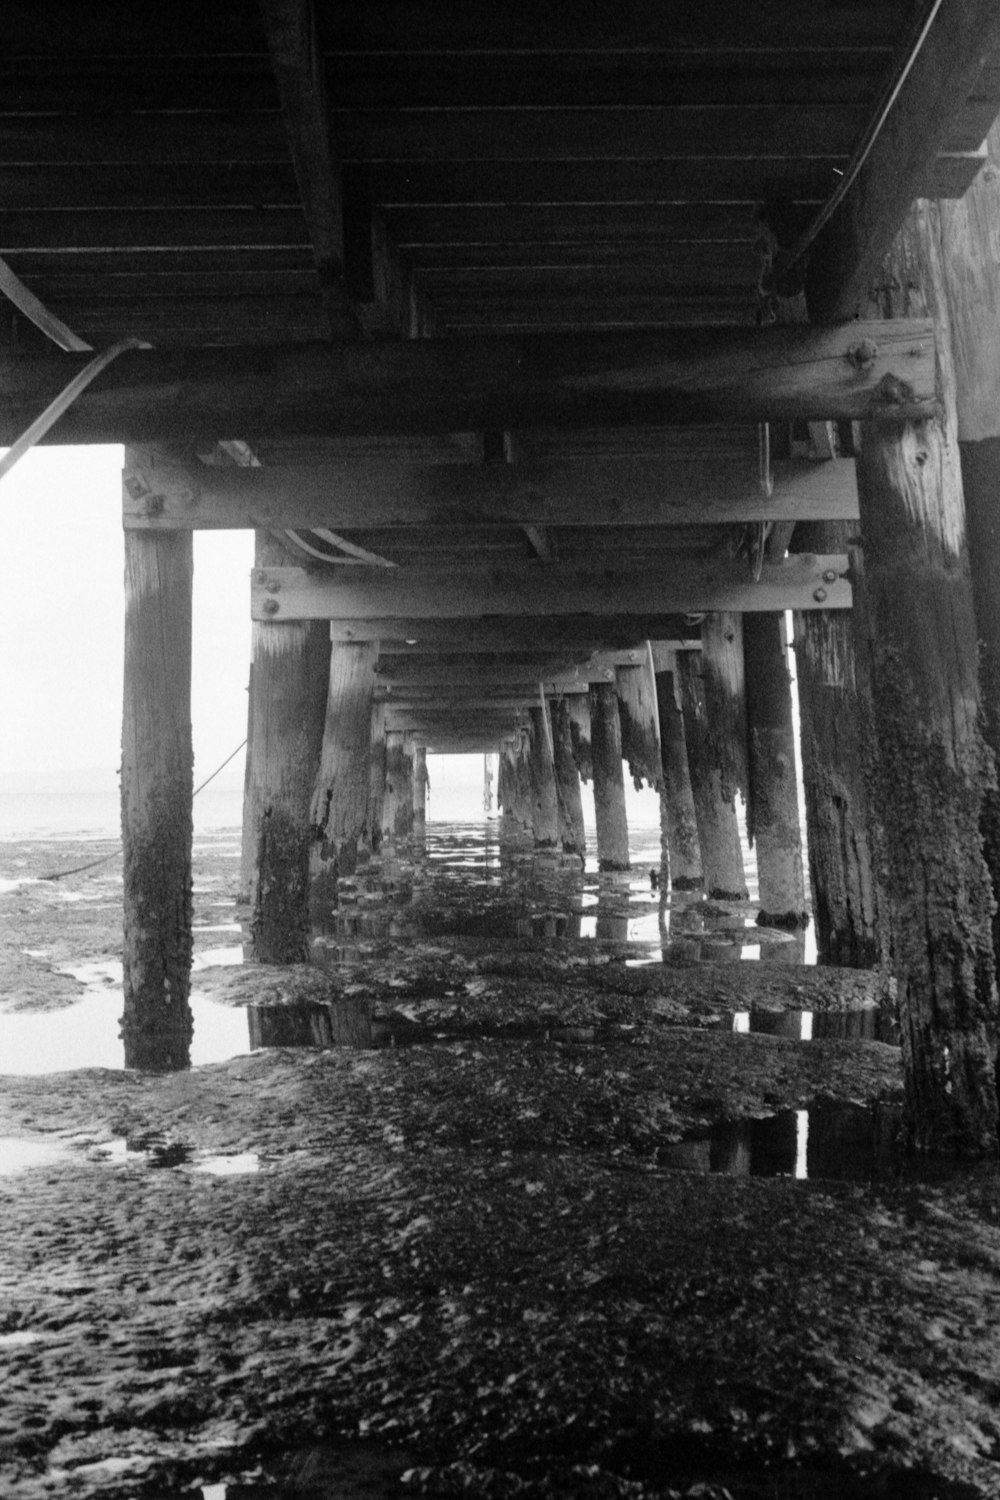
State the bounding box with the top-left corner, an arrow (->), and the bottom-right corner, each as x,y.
120,523 -> 194,1070
242,534 -> 330,963
677,636 -> 748,900
744,612 -> 808,927
846,204 -> 999,1151
615,662 -> 663,792
654,663 -> 703,891
551,698 -> 587,857
382,730 -> 415,841
588,681 -> 629,870
309,641 -> 378,917
413,742 -> 428,831
938,124 -> 1000,968
792,521 -> 887,967
368,701 -> 387,854
528,703 -> 559,848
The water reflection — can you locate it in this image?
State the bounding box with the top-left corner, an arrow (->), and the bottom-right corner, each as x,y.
733,1007 -> 900,1045
661,1101 -> 905,1182
3,819 -> 842,1073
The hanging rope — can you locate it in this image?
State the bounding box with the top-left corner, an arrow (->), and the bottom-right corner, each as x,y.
39,738 -> 249,881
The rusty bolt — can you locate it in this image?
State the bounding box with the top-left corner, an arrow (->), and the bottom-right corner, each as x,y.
255,570 -> 269,586
265,577 -> 280,594
822,569 -> 837,584
261,597 -> 280,616
846,338 -> 879,370
812,587 -> 828,603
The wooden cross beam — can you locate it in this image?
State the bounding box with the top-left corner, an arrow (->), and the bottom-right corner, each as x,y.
1,321 -> 934,446
252,555 -> 851,622
257,0 -> 358,336
331,617 -> 701,649
123,448 -> 858,531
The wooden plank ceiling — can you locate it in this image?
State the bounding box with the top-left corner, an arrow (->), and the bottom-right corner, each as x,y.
4,1 -> 1000,748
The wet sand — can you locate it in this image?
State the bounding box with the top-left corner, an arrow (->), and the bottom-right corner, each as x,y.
2,824 -> 1000,1498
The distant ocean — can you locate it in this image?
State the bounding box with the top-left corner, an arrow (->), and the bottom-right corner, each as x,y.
0,787 -> 246,842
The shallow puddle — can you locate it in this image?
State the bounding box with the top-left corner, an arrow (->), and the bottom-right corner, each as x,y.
662,1100 -> 906,1182
0,1132 -> 262,1177
734,1007 -> 900,1044
0,818 -> 836,1073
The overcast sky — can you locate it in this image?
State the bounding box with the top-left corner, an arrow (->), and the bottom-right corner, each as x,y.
0,444 -> 254,786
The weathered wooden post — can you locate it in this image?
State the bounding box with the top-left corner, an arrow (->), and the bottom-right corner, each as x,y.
412,742 -> 429,833
653,656 -> 703,891
938,124 -> 1000,963
528,701 -> 559,848
830,205 -> 999,1151
242,534 -> 330,964
512,724 -> 534,829
615,661 -> 662,795
551,698 -> 587,857
588,680 -> 629,870
382,730 -> 415,841
792,521 -> 887,967
368,701 -> 387,855
309,641 -> 378,918
120,515 -> 194,1071
676,619 -> 748,900
743,612 -> 808,928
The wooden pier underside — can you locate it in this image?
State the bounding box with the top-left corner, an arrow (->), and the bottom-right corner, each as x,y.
5,3 -> 1000,1144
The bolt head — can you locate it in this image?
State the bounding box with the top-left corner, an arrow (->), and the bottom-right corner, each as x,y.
262,597 -> 280,616
812,587 -> 828,603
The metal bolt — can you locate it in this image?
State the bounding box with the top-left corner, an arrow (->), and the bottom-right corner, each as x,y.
261,597 -> 280,616
812,587 -> 828,603
822,569 -> 837,584
255,570 -> 268,586
265,577 -> 280,594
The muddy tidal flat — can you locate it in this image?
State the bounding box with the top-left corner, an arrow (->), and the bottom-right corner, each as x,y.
3,823 -> 1000,1499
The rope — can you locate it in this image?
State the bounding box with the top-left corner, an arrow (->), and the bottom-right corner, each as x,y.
772,0 -> 946,285
39,738 -> 249,881
0,339 -> 151,487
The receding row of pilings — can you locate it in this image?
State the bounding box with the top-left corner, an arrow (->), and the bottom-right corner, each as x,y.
119,180 -> 1000,1152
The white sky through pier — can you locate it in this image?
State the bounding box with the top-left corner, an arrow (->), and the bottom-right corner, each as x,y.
0,445 -> 253,788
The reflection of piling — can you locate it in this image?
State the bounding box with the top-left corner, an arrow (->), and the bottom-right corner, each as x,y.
248,996 -> 372,1049
121,516 -> 195,1070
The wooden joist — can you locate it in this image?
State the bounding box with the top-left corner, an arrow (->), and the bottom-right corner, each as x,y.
331,618 -> 700,650
251,555 -> 850,622
5,322 -> 935,446
123,448 -> 857,531
257,0 -> 358,337
807,0 -> 1000,320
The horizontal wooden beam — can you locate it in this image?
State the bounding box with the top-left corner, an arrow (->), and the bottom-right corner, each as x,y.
380,691 -> 590,710
252,555 -> 851,621
10,322 -> 935,447
336,617 -> 699,649
374,647 -> 683,687
124,447 -> 857,530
